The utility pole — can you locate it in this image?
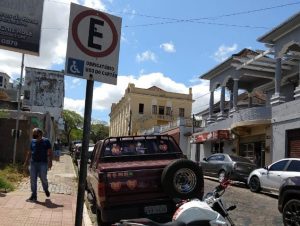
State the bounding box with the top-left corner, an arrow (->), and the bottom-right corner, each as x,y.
13,53 -> 25,164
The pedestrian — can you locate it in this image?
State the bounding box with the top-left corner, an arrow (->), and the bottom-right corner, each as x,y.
54,138 -> 62,161
23,128 -> 52,202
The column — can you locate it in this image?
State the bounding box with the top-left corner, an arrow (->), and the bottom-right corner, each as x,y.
229,90 -> 233,109
294,61 -> 300,100
217,86 -> 226,120
229,78 -> 239,115
271,57 -> 285,105
248,92 -> 253,108
207,90 -> 215,124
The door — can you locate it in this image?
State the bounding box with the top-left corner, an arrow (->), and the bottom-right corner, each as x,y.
287,129 -> 300,158
262,159 -> 289,191
202,155 -> 218,176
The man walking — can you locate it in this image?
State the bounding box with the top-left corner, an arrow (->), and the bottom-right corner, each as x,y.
23,128 -> 52,202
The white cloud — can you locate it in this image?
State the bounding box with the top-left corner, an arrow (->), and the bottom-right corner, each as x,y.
160,41 -> 176,53
64,97 -> 85,116
83,0 -> 106,10
213,44 -> 238,62
136,50 -> 157,62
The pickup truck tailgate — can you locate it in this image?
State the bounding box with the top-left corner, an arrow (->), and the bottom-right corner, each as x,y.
99,159 -> 176,204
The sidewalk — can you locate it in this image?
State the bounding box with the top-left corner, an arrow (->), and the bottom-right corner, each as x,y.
0,151 -> 92,226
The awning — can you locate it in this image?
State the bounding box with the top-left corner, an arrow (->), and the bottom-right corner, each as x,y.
195,130 -> 231,143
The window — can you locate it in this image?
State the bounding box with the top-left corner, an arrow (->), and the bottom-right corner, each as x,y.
166,107 -> 172,115
179,108 -> 185,117
139,103 -> 144,114
269,160 -> 289,171
0,76 -> 3,87
207,155 -> 218,161
286,160 -> 300,172
159,106 -> 164,115
152,105 -> 157,114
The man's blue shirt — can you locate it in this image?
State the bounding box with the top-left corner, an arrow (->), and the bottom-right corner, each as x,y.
30,138 -> 51,163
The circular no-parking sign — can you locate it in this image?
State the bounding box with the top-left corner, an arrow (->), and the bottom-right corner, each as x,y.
72,10 -> 118,58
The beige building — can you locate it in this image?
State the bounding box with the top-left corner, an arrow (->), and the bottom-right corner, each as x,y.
109,83 -> 193,136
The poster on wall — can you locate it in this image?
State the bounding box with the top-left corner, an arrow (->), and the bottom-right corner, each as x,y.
0,0 -> 44,55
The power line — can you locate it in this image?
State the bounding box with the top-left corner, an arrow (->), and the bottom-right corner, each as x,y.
46,0 -> 300,30
194,92 -> 210,100
123,2 -> 300,28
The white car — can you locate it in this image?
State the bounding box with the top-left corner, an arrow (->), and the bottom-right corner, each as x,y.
247,158 -> 300,195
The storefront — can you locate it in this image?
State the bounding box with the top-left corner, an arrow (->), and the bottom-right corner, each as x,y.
192,130 -> 233,162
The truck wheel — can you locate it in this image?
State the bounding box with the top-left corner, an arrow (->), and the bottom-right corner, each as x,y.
96,208 -> 110,226
161,159 -> 204,199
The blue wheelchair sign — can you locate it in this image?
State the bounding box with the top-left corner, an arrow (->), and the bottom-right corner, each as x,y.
67,58 -> 84,76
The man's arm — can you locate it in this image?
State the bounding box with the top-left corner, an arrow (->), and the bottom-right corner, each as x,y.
48,148 -> 53,169
23,150 -> 31,167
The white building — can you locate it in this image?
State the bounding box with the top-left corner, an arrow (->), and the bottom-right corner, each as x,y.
22,67 -> 64,122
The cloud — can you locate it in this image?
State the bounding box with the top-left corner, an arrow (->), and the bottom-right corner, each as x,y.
83,0 -> 106,10
64,97 -> 85,116
136,50 -> 157,62
63,72 -> 212,121
213,44 -> 238,62
160,42 -> 176,53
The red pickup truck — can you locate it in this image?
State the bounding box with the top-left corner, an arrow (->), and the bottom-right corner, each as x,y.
86,135 -> 204,225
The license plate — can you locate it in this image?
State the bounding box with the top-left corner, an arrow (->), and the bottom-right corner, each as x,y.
144,205 -> 167,215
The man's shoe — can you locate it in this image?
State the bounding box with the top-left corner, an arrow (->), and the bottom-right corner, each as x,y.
26,195 -> 37,202
45,190 -> 50,197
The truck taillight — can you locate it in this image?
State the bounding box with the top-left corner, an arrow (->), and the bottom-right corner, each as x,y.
98,173 -> 106,206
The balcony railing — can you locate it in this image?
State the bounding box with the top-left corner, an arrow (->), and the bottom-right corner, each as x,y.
232,106 -> 271,124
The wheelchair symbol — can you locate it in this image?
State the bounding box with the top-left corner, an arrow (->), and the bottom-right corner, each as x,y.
67,58 -> 84,77
70,60 -> 80,74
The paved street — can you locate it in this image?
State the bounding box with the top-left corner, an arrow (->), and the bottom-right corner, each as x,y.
204,178 -> 283,226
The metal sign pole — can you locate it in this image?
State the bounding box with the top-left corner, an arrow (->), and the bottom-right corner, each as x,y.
75,78 -> 94,226
13,53 -> 25,164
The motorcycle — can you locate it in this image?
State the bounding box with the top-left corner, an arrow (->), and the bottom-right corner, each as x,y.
112,179 -> 236,226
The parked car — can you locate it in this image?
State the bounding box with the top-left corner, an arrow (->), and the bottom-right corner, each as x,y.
77,144 -> 95,171
86,135 -> 204,225
278,176 -> 300,226
201,153 -> 256,183
74,143 -> 94,165
248,158 -> 300,194
69,140 -> 81,155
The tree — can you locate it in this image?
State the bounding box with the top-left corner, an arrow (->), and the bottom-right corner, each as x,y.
90,123 -> 109,144
62,110 -> 83,145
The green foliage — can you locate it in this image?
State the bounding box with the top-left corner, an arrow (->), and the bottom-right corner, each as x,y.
62,110 -> 84,144
0,164 -> 26,192
90,123 -> 109,144
70,128 -> 83,141
0,177 -> 14,191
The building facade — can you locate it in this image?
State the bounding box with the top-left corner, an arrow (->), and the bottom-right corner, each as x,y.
22,67 -> 64,122
0,72 -> 10,89
109,83 -> 193,136
191,12 -> 300,166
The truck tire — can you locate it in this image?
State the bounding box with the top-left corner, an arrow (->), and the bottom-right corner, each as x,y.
161,159 -> 204,199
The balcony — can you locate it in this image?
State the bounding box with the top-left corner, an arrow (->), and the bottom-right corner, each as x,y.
205,106 -> 271,132
231,106 -> 271,128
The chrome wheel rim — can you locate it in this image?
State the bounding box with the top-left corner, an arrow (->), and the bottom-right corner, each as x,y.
173,168 -> 197,194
